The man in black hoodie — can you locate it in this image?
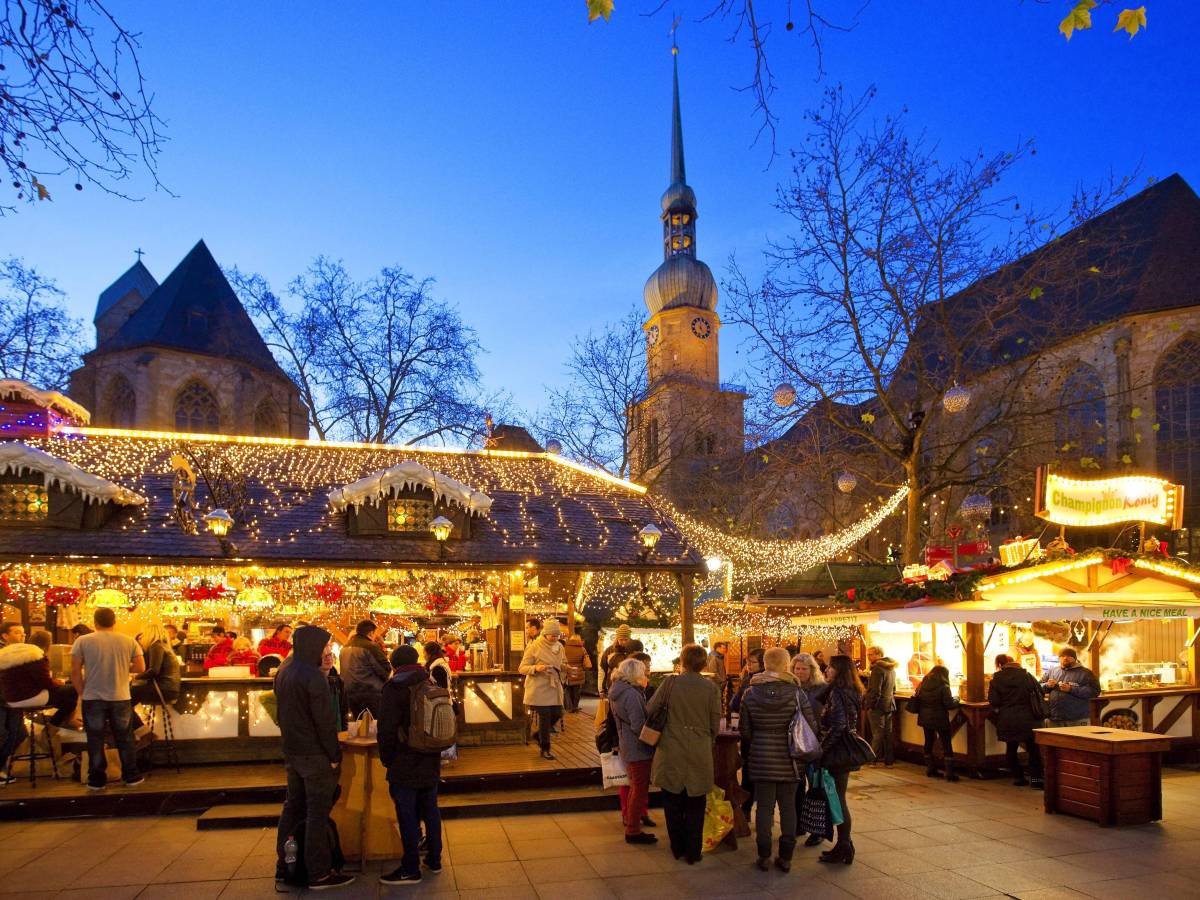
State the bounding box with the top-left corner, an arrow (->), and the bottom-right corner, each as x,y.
377,644 -> 443,886
274,625 -> 354,891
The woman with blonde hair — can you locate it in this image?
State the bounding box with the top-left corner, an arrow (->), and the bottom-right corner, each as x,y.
791,650 -> 829,846
131,622 -> 181,725
229,636 -> 261,674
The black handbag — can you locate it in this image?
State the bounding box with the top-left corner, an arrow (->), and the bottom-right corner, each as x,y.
905,694 -> 921,714
820,690 -> 877,770
1028,677 -> 1049,721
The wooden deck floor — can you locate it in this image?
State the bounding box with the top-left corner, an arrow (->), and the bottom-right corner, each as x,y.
0,703 -> 600,804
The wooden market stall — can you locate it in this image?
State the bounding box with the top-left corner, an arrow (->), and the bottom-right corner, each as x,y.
793,552 -> 1200,775
0,424 -> 705,767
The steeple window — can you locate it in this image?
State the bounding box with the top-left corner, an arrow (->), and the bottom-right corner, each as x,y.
664,211 -> 696,258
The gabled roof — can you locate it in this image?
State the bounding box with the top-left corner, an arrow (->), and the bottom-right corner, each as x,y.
0,431 -> 699,570
90,240 -> 286,378
95,260 -> 158,323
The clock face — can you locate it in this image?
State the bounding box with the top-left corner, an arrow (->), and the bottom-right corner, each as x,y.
647,324 -> 660,347
691,316 -> 712,339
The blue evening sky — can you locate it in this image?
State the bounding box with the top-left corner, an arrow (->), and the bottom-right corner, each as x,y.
3,3 -> 1196,436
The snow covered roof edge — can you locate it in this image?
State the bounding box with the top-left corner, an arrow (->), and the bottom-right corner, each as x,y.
327,459 -> 492,516
0,380 -> 91,424
0,442 -> 146,506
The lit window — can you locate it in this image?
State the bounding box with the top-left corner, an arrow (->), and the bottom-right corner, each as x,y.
0,484 -> 48,521
387,499 -> 434,533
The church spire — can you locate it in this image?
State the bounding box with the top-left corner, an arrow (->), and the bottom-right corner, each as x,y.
660,43 -> 698,262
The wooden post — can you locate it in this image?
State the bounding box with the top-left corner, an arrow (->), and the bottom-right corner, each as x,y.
567,572 -> 589,637
675,571 -> 696,645
505,570 -> 526,671
964,622 -> 985,703
1087,621 -> 1102,681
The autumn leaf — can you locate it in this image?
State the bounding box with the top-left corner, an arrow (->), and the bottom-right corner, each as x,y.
31,177 -> 50,201
860,412 -> 875,425
1114,7 -> 1147,38
1130,406 -> 1142,419
1088,266 -> 1101,273
1152,422 -> 1161,432
1029,286 -> 1044,300
587,0 -> 614,22
1121,454 -> 1133,465
1060,0 -> 1097,40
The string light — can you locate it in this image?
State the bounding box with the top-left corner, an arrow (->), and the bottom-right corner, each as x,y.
977,553 -> 1104,591
656,487 -> 909,587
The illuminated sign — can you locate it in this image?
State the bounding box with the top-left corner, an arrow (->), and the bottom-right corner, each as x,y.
1034,468 -> 1184,529
1100,607 -> 1191,620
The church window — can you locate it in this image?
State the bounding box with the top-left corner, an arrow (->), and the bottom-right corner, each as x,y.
103,375 -> 136,428
1155,336 -> 1200,526
253,399 -> 282,437
1056,364 -> 1107,457
174,381 -> 220,433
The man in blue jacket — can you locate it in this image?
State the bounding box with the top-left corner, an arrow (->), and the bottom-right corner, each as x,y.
1041,647 -> 1099,728
274,625 -> 353,891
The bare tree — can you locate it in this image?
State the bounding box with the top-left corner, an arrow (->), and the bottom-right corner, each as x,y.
535,308 -> 647,478
230,258 -> 498,446
0,0 -> 164,210
0,256 -> 85,387
727,86 -> 1133,562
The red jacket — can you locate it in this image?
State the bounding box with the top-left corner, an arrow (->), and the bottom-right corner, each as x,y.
0,643 -> 58,704
204,638 -> 234,670
445,647 -> 468,672
258,636 -> 292,658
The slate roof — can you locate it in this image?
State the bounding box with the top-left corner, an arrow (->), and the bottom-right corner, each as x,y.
88,240 -> 287,378
0,431 -> 700,571
95,260 -> 159,323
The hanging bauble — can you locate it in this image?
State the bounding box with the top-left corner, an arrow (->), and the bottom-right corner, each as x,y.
960,493 -> 993,521
772,383 -> 797,408
942,383 -> 971,414
836,472 -> 858,494
545,439 -> 562,455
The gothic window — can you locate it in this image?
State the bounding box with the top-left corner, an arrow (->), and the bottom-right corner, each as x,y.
174,381 -> 220,433
103,375 -> 136,428
253,399 -> 282,437
1056,364 -> 1107,458
1155,336 -> 1200,525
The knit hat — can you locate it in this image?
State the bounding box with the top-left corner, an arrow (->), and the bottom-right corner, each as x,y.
391,645 -> 419,668
616,624 -> 632,640
543,619 -> 562,637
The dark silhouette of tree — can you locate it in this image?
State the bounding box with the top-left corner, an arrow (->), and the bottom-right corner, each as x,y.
230,258 -> 501,446
0,256 -> 85,388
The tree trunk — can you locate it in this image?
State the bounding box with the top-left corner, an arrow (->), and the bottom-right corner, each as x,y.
904,463 -> 923,565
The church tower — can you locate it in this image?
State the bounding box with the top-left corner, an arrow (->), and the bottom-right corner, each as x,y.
628,49 -> 745,499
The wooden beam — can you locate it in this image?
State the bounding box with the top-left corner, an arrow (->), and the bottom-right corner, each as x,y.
1042,574 -> 1084,594
1095,573 -> 1148,593
675,572 -> 695,645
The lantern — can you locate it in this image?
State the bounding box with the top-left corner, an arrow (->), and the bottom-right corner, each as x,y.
370,595 -> 408,615
960,493 -> 993,521
89,588 -> 129,608
545,439 -> 563,455
942,384 -> 971,414
836,472 -> 858,494
638,524 -> 663,551
772,383 -> 797,408
203,508 -> 234,537
235,587 -> 272,610
430,516 -> 454,542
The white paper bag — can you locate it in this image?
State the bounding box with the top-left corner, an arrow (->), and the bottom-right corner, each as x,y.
600,751 -> 629,789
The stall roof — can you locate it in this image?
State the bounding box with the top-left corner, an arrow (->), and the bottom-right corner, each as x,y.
0,429 -> 703,571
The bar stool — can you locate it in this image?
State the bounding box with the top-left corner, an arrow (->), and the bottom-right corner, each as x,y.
5,691 -> 61,787
139,681 -> 180,774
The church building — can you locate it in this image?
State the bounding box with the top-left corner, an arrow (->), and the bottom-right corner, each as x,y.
69,240 -> 308,439
627,52 -> 746,503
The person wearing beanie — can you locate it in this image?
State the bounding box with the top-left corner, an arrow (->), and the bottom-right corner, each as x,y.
1041,646 -> 1099,728
378,643 -> 443,886
519,618 -> 566,759
600,623 -> 634,696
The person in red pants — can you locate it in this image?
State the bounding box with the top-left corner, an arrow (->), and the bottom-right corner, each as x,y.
608,657 -> 657,844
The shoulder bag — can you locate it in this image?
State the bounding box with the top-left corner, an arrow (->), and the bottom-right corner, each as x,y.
639,675 -> 675,746
819,690 -> 877,770
1028,673 -> 1049,721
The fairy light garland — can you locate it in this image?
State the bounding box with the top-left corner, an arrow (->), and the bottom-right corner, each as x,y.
657,486 -> 909,586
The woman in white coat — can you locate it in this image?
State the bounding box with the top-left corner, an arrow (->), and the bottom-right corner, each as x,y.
519,618 -> 566,759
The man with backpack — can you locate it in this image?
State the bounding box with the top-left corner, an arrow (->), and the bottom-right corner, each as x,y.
274,625 -> 354,891
378,644 -> 456,886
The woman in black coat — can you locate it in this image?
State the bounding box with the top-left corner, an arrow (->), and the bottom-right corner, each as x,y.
914,665 -> 960,781
988,655 -> 1045,787
817,655 -> 865,866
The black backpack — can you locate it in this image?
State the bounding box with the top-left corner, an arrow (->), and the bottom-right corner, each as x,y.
595,707 -> 619,754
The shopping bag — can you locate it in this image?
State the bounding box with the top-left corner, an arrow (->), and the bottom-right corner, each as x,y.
701,785 -> 735,852
798,767 -> 831,839
600,751 -> 630,789
440,743 -> 459,763
818,766 -> 844,826
594,698 -> 611,735
347,708 -> 376,739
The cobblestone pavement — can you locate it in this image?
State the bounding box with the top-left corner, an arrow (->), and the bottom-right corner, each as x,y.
2,763 -> 1198,898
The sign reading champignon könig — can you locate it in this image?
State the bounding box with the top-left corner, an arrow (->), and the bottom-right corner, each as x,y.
1034,467 -> 1185,530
